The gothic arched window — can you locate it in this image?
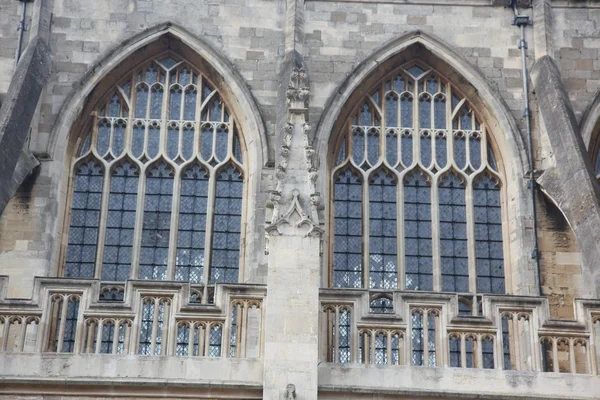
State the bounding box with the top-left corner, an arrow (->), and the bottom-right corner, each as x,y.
62,54 -> 245,286
330,62 -> 505,294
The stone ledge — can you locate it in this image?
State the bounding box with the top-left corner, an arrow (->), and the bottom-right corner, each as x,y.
0,353 -> 263,387
319,363 -> 600,400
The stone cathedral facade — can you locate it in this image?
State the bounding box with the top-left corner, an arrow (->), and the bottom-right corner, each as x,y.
1,0 -> 600,399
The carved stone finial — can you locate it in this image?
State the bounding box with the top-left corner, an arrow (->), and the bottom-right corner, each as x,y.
286,68 -> 310,109
285,384 -> 296,400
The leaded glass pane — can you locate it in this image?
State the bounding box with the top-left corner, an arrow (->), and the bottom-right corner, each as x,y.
208,325 -> 222,357
65,161 -> 103,279
439,173 -> 468,293
64,298 -> 80,353
369,171 -> 397,289
176,165 -> 209,284
333,169 -> 362,288
385,131 -> 398,167
435,132 -> 447,168
176,324 -> 190,356
404,173 -> 432,291
102,162 -> 138,282
482,336 -> 495,369
411,312 -> 424,365
338,310 -> 351,363
469,134 -> 482,170
352,128 -> 365,164
375,333 -> 387,364
210,167 -> 243,283
100,321 -> 115,354
474,176 -> 505,294
112,120 -> 126,156
138,301 -> 153,355
331,61 -> 505,296
367,130 -> 379,166
139,163 -> 173,280
370,297 -> 393,314
385,94 -> 398,127
67,56 -> 245,286
420,132 -> 432,167
449,336 -> 460,367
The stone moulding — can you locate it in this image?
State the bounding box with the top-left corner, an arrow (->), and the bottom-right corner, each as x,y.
267,67 -> 323,238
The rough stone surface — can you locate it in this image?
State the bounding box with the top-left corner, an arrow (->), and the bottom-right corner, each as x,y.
531,55 -> 600,297
0,37 -> 49,217
0,1 -> 599,399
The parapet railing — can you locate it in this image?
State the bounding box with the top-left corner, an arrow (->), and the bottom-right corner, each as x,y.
0,277 -> 265,358
319,289 -> 600,375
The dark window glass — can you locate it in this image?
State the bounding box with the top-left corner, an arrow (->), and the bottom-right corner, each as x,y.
439,173 -> 468,293
176,324 -> 190,356
102,162 -> 138,282
369,171 -> 397,289
474,176 -> 505,294
210,167 -> 243,283
337,310 -> 351,363
65,161 -> 103,279
208,325 -> 222,357
138,300 -> 154,355
333,169 -> 363,288
370,297 -> 393,314
176,165 -> 209,284
55,297 -> 80,353
404,173 -> 432,291
139,163 -> 174,280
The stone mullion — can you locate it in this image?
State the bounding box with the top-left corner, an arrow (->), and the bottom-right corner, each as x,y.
230,119 -> 246,282
56,295 -> 69,353
240,302 -> 249,358
93,147 -> 112,281
187,322 -> 195,356
386,331 -> 393,365
129,159 -> 148,280
0,317 -> 9,351
111,320 -> 121,355
362,169 -> 370,289
166,167 -> 181,280
201,169 -> 217,303
94,319 -> 103,354
569,338 -> 576,373
204,322 -> 212,357
466,175 -> 477,293
397,177 -> 405,290
162,300 -> 171,356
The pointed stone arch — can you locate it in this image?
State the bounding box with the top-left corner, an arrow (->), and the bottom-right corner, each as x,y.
580,87 -> 600,173
316,30 -> 534,295
48,22 -> 268,284
48,22 -> 268,170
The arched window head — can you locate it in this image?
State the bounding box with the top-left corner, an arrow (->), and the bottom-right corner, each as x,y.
330,61 -> 504,294
62,53 -> 246,288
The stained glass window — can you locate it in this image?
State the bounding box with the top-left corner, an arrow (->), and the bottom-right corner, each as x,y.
64,54 -> 246,290
332,61 -> 505,294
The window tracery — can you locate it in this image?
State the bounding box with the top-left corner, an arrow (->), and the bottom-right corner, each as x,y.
331,61 -> 504,294
63,54 -> 246,286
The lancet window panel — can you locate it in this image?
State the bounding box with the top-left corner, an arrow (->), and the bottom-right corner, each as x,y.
331,61 -> 505,294
62,54 -> 246,290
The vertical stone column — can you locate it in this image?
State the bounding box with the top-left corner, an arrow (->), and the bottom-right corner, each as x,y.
263,234 -> 320,400
263,62 -> 322,399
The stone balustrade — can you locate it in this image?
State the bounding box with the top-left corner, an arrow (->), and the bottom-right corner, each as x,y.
320,289 -> 600,375
0,277 -> 266,358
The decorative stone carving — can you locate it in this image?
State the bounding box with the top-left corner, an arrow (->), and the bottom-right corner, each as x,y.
266,67 -> 323,237
285,384 -> 296,400
286,68 -> 309,110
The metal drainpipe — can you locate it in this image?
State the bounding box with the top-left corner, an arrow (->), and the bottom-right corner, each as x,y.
14,0 -> 30,68
511,0 -> 547,372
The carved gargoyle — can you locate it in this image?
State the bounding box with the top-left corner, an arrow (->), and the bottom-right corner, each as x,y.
285,384 -> 296,400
